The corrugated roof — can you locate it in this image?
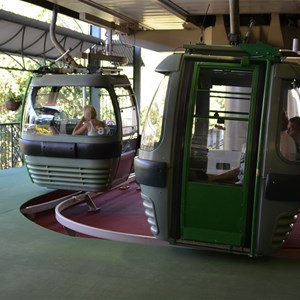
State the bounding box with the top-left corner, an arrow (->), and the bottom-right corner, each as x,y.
0,9 -> 101,69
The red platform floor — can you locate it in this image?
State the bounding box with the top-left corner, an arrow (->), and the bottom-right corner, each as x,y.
21,181 -> 300,251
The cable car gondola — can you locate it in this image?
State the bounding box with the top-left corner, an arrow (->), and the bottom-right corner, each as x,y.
20,70 -> 140,192
134,42 -> 300,256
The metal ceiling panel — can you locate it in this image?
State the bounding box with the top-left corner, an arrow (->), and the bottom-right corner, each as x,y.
38,0 -> 187,30
172,0 -> 300,14
31,0 -> 300,31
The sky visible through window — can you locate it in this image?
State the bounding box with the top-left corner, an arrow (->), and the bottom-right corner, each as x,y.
0,0 -> 89,33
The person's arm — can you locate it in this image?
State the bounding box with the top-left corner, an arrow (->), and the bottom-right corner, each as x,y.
72,117 -> 88,135
208,167 -> 240,182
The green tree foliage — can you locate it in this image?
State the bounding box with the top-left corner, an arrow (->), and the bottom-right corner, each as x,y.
0,56 -> 33,123
0,1 -> 90,124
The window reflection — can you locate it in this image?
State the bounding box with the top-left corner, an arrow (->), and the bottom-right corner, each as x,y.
281,82 -> 300,161
140,75 -> 169,151
22,85 -> 118,137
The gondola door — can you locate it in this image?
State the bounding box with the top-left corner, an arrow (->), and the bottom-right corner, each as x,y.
112,85 -> 140,186
180,62 -> 261,250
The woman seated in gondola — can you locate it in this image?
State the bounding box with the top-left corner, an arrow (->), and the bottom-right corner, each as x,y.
72,105 -> 107,136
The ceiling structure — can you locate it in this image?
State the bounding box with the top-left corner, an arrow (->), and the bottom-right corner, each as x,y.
23,0 -> 300,51
0,9 -> 100,70
0,7 -> 138,71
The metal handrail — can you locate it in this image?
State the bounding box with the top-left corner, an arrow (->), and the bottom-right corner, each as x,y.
0,122 -> 23,170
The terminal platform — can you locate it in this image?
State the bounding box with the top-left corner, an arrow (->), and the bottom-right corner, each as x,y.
1,167 -> 300,299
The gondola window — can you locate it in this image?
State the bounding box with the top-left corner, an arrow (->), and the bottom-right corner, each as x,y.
23,85 -> 91,136
280,80 -> 300,161
189,67 -> 252,184
140,75 -> 169,151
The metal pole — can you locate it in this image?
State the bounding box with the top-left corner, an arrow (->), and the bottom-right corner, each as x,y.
106,29 -> 113,56
228,0 -> 241,45
292,38 -> 299,52
50,5 -> 79,67
133,46 -> 141,106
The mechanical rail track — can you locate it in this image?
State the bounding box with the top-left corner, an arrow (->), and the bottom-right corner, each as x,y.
21,176 -> 167,246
